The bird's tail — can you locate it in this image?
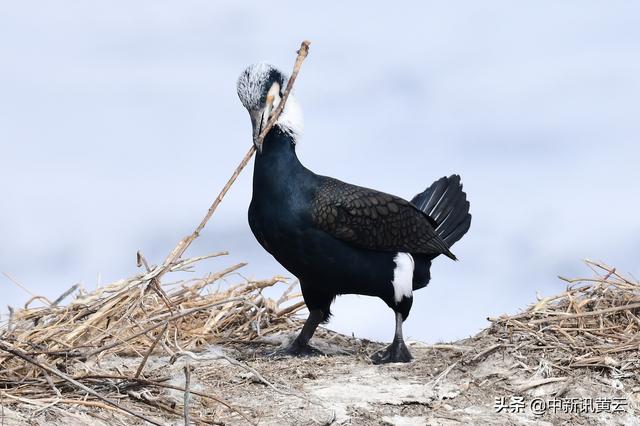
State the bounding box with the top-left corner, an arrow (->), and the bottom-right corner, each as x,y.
411,175 -> 471,249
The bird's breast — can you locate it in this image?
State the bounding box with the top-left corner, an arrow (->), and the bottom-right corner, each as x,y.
248,191 -> 309,249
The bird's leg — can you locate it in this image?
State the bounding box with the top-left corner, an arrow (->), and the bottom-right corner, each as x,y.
273,309 -> 325,357
370,312 -> 413,364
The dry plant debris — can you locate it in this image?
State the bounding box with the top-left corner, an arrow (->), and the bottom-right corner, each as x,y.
2,261 -> 639,424
487,259 -> 640,375
0,252 -> 305,424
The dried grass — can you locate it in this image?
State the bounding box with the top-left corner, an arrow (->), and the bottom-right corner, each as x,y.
488,259 -> 640,375
0,254 -> 304,425
2,256 -> 640,424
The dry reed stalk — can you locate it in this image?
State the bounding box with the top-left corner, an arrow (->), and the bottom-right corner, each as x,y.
151,40 -> 311,291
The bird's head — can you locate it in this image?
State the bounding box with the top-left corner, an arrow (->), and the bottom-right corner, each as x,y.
237,63 -> 303,152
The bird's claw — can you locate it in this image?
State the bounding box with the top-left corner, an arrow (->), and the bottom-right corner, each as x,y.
370,340 -> 413,364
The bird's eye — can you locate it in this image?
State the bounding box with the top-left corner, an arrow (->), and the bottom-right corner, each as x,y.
266,82 -> 281,106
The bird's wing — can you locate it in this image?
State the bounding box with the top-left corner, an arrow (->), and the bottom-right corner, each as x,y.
311,177 -> 455,259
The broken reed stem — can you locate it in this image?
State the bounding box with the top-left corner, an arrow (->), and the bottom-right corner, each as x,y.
134,323 -> 168,378
256,40 -> 311,143
183,364 -> 191,426
277,300 -> 306,316
0,341 -> 162,426
527,302 -> 640,325
154,40 -> 311,285
51,284 -> 80,307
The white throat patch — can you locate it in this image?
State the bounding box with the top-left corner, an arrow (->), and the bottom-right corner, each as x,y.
392,253 -> 414,303
275,93 -> 304,142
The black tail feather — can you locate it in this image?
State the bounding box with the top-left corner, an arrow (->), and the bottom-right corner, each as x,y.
411,175 -> 471,249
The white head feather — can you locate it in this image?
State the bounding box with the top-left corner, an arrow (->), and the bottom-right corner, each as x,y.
237,63 -> 304,142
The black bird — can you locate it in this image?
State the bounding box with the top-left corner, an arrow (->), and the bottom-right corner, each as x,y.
237,63 -> 471,363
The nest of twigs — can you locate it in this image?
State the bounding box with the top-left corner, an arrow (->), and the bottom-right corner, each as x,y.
489,260 -> 640,375
0,252 -> 304,425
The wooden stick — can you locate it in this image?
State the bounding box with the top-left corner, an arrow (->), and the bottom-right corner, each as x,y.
151,40 -> 311,285
126,390 -> 182,419
0,341 -> 162,426
256,40 -> 311,144
468,343 -> 502,363
276,300 -> 306,317
515,377 -> 567,393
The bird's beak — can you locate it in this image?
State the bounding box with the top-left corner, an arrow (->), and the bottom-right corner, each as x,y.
250,100 -> 274,154
250,110 -> 264,153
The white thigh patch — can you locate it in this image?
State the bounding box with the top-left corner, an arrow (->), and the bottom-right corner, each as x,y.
392,253 -> 414,303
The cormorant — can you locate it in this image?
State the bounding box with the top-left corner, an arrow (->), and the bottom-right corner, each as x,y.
237,63 -> 471,363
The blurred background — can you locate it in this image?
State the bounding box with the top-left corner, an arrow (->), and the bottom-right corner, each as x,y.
2,1 -> 639,343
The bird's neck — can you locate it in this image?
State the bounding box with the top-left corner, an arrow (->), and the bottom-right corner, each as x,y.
253,125 -> 306,194
258,124 -> 301,162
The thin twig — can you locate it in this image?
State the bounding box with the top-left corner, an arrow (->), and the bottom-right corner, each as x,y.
528,302 -> 640,325
126,390 -> 182,418
43,370 -> 62,397
515,377 -> 567,393
428,360 -> 460,389
150,279 -> 175,312
276,300 -> 306,317
51,284 -> 80,307
408,343 -> 472,352
4,306 -> 14,337
256,40 -> 311,143
468,344 -> 502,364
183,364 -> 191,426
134,323 -> 168,378
0,341 -> 162,426
151,40 -> 311,287
2,272 -> 42,301
136,250 -> 152,272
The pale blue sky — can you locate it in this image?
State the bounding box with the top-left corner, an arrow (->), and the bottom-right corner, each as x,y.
2,1 -> 639,342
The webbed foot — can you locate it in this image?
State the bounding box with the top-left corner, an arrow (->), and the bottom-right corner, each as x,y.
271,339 -> 325,358
370,339 -> 413,364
